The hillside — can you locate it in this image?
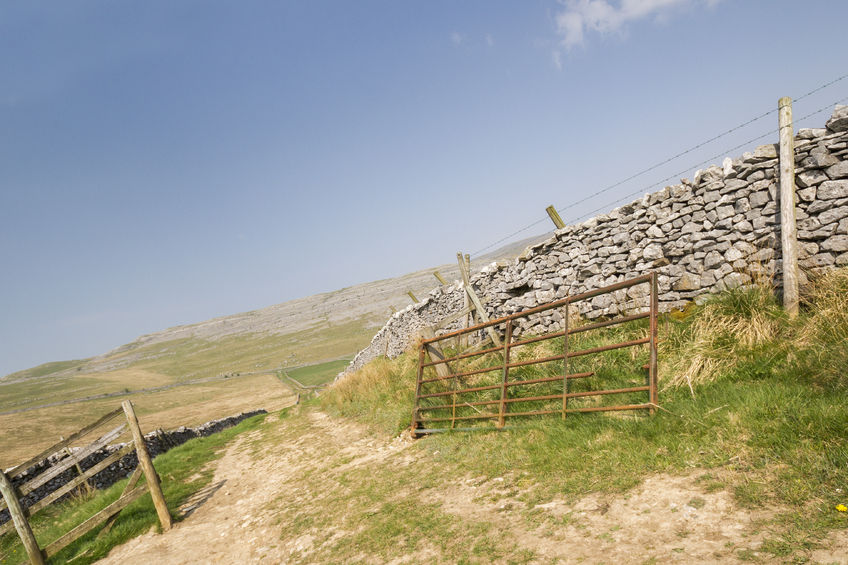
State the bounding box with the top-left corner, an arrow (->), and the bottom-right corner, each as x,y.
0,234 -> 548,465
3,273 -> 846,564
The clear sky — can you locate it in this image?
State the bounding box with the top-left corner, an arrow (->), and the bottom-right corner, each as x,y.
2,1 -> 847,377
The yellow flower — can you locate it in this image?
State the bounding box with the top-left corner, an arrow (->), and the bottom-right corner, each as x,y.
837,504 -> 848,512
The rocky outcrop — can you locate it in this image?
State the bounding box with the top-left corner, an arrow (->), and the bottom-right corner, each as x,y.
343,106 -> 848,376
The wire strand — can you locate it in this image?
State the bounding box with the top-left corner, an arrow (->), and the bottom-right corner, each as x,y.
469,74 -> 848,258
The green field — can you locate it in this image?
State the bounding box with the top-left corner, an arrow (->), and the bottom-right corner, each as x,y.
286,359 -> 351,387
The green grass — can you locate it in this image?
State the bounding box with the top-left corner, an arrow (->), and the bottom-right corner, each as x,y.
120,317 -> 374,383
322,269 -> 848,561
0,360 -> 89,383
0,317 -> 374,414
0,413 -> 266,565
286,359 -> 350,387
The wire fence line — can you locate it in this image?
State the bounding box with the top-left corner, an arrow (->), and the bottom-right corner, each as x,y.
562,94 -> 848,227
470,73 -> 848,259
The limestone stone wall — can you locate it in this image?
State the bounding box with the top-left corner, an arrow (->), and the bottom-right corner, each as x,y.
342,106 -> 848,377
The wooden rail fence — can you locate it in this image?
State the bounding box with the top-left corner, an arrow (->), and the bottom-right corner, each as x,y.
0,400 -> 171,564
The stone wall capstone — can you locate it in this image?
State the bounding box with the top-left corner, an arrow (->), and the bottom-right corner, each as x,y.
341,105 -> 848,377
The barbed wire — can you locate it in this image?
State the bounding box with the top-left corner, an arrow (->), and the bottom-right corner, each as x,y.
562,94 -> 848,226
470,73 -> 848,258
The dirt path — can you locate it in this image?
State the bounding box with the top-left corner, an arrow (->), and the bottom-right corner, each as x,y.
96,410 -> 847,564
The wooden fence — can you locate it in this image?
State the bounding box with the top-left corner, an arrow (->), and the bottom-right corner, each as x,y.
0,400 -> 171,564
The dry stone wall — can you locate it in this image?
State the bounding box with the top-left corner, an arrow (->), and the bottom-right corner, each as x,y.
342,106 -> 848,377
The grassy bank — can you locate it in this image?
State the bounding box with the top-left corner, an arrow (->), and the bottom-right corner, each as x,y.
322,268 -> 848,560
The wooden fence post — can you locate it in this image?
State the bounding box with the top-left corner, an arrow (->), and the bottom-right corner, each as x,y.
778,96 -> 800,317
457,253 -> 502,347
546,205 -> 565,229
121,400 -> 172,531
406,290 -> 419,304
0,470 -> 44,565
433,271 -> 448,285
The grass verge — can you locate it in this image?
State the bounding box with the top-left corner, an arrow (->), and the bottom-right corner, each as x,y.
321,268 -> 848,561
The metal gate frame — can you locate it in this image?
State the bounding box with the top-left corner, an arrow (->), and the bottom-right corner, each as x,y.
411,272 -> 658,434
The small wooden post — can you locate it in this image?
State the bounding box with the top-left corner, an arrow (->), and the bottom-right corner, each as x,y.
406,290 -> 419,304
60,436 -> 91,495
779,96 -> 800,318
389,305 -> 397,314
0,470 -> 45,565
433,271 -> 448,285
546,205 -> 565,229
121,400 -> 172,531
420,326 -> 453,379
457,253 -> 502,347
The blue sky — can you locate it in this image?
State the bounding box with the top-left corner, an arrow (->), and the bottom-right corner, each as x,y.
2,1 -> 847,376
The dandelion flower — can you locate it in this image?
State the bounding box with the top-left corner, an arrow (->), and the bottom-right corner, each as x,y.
837,504 -> 848,512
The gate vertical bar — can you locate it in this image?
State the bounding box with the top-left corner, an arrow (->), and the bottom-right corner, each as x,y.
412,346 -> 426,432
497,320 -> 513,428
450,373 -> 457,430
649,272 -> 659,410
561,300 -> 570,420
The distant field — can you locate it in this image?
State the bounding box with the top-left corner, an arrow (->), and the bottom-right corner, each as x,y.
0,317 -> 374,466
286,359 -> 350,387
0,318 -> 373,414
0,372 -> 295,467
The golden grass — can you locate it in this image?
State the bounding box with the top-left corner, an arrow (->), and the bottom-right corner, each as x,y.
0,373 -> 295,467
659,283 -> 786,389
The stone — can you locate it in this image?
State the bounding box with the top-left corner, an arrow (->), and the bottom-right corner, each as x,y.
725,247 -> 744,262
796,169 -> 829,188
798,127 -> 828,139
818,181 -> 848,200
821,235 -> 848,252
722,157 -> 734,177
818,206 -> 848,225
748,191 -> 770,208
734,198 -> 751,213
673,273 -> 701,291
681,221 -> 702,234
753,144 -> 778,159
807,253 -> 836,268
716,205 -> 735,220
646,225 -> 664,239
826,104 -> 848,132
721,178 -> 748,193
704,250 -> 723,269
826,161 -> 848,179
803,152 -> 839,169
797,187 -> 817,202
734,220 -> 754,233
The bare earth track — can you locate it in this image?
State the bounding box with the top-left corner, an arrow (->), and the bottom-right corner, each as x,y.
97,410 -> 847,564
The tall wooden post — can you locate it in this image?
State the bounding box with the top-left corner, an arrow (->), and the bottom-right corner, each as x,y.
778,96 -> 800,317
0,470 -> 45,565
121,400 -> 172,531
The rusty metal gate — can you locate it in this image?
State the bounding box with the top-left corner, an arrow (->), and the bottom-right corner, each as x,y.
411,273 -> 658,434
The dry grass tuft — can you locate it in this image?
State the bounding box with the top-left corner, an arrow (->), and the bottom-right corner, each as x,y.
660,282 -> 787,389
793,267 -> 848,389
